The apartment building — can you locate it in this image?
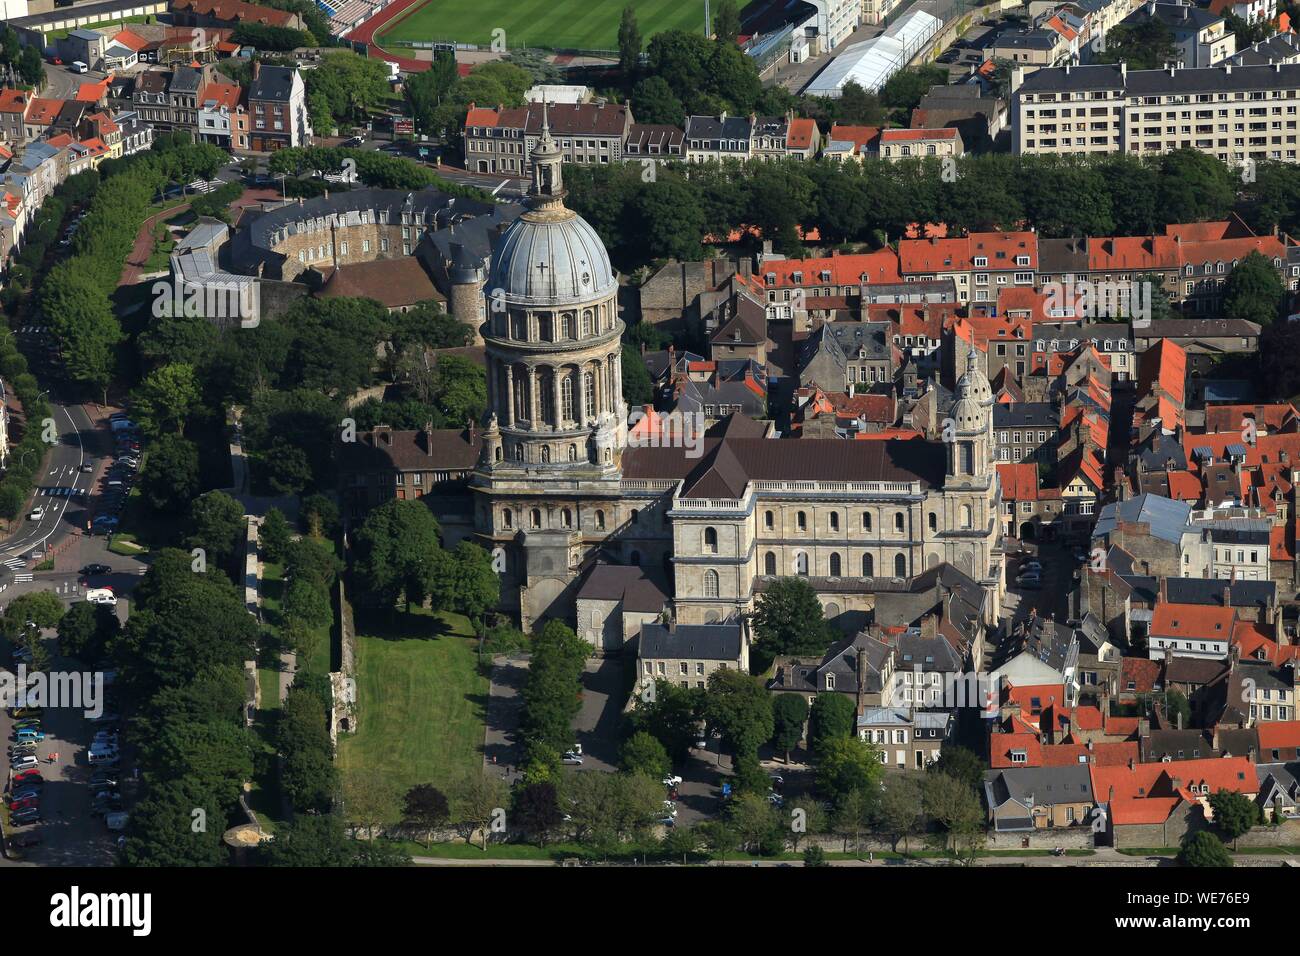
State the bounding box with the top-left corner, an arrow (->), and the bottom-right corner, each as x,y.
246,62 -> 312,152
130,64 -> 210,132
197,81 -> 248,152
1120,2 -> 1235,68
995,402 -> 1058,465
0,89 -> 28,146
623,123 -> 684,165
1014,61 -> 1300,164
464,101 -> 632,173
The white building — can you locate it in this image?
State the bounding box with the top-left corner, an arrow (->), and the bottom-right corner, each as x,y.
802,8 -> 942,96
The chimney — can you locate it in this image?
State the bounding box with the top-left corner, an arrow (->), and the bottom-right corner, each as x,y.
1158,576 -> 1167,603
1120,62 -> 1127,81
856,642 -> 867,715
1224,62 -> 1232,74
1222,584 -> 1231,608
252,60 -> 260,80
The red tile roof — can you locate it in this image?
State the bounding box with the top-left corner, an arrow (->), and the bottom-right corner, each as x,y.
1150,602 -> 1235,641
199,81 -> 242,110
747,248 -> 901,288
1091,757 -> 1256,826
998,463 -> 1041,501
24,98 -> 62,126
1121,657 -> 1163,694
1257,721 -> 1300,750
827,123 -> 880,151
112,29 -> 149,52
1165,470 -> 1201,502
0,89 -> 28,114
786,117 -> 816,149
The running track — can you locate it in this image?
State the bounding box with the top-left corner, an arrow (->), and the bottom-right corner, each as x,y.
345,0 -> 433,73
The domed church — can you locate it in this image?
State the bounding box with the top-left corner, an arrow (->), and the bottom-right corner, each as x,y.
472,112 -> 1004,641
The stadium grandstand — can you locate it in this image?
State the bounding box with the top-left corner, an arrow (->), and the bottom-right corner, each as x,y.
317,0 -> 386,37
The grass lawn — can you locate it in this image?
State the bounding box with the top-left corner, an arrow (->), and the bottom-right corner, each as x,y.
336,608 -> 487,823
46,15 -> 150,40
142,227 -> 176,273
376,0 -> 705,50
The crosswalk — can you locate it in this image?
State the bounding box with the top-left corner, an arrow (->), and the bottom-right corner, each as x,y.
17,326 -> 47,336
12,573 -> 32,583
3,558 -> 25,571
38,486 -> 75,497
188,179 -> 222,194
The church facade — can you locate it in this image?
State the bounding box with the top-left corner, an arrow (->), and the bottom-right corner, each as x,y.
471,116 -> 1005,641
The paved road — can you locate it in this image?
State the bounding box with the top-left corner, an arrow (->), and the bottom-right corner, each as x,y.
484,655 -> 528,785
0,398 -> 94,575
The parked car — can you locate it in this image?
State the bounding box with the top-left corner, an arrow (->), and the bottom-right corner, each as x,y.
11,770 -> 43,785
79,564 -> 111,577
11,807 -> 41,824
10,756 -> 39,772
10,832 -> 41,849
560,753 -> 583,765
662,774 -> 683,787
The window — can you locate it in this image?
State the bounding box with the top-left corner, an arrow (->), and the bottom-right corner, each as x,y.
560,508 -> 572,528
764,510 -> 774,530
928,512 -> 937,532
704,527 -> 718,553
960,504 -> 972,529
829,512 -> 840,532
862,511 -> 872,531
895,553 -> 907,577
530,509 -> 542,529
764,551 -> 777,575
829,553 -> 842,576
894,512 -> 905,532
502,510 -> 512,529
703,569 -> 719,597
595,510 -> 605,530
863,553 -> 874,577
794,552 -> 809,575
797,511 -> 808,532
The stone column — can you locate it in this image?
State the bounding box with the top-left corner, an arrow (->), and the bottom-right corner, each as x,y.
577,367 -> 587,424
505,365 -> 516,427
527,366 -> 537,424
552,367 -> 563,429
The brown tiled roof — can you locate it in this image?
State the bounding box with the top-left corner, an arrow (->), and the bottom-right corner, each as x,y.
338,426 -> 480,473
623,434 -> 946,493
487,101 -> 629,137
318,258 -> 445,310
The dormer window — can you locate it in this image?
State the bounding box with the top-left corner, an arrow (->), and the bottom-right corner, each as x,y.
825,673 -> 836,690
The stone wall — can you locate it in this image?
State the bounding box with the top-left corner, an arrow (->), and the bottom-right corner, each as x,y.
328,576 -> 357,743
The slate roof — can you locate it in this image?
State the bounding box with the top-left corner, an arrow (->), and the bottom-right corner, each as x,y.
1093,493 -> 1191,544
576,563 -> 669,614
640,622 -> 742,661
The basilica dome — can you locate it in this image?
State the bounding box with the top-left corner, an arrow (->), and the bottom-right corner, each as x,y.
488,212 -> 616,306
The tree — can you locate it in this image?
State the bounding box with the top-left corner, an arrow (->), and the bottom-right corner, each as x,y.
1156,149 -> 1235,225
703,668 -> 774,761
520,620 -> 587,759
926,745 -> 985,795
259,813 -> 365,866
921,772 -> 984,852
513,781 -> 564,846
876,775 -> 923,853
187,490 -> 246,572
752,577 -> 835,661
131,363 -> 200,437
57,600 -> 119,664
808,693 -> 856,760
428,540 -> 500,626
1222,250 -> 1285,326
628,679 -> 702,763
832,786 -> 874,854
1209,789 -> 1261,848
401,784 -> 450,848
661,822 -> 699,864
278,679 -> 337,813
630,76 -> 683,127
259,508 -> 292,564
449,771 -> 508,850
618,6 -> 642,79
621,730 -> 671,779
816,737 -> 884,805
697,820 -> 738,862
1178,830 -> 1233,867
140,434 -> 201,515
4,590 -> 66,636
1164,689 -> 1192,730
351,498 -> 443,610
712,0 -> 742,44
803,844 -> 827,867
728,791 -> 782,854
770,693 -> 808,763
621,345 -> 654,407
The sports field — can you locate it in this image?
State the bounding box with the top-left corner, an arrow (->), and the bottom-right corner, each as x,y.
376,0 -> 706,51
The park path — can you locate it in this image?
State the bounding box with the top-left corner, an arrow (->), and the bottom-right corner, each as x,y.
118,202 -> 190,288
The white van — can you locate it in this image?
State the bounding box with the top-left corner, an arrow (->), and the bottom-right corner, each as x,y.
88,749 -> 119,765
86,588 -> 117,606
70,61 -> 88,74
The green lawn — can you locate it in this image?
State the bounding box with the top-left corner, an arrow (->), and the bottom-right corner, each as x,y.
336,608 -> 487,823
377,0 -> 706,50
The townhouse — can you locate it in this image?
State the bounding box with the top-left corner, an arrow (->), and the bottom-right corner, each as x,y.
1014,61 -> 1300,164
685,113 -> 822,162
464,101 -> 632,174
878,127 -> 963,161
898,231 -> 1038,304
247,62 -> 313,152
637,621 -> 748,693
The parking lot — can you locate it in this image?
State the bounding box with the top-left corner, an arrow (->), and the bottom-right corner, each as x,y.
0,637 -> 125,866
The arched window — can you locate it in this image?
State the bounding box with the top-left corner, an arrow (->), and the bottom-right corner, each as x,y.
863,553 -> 874,577
764,510 -> 774,531
561,373 -> 574,421
829,512 -> 840,532
894,512 -> 905,532
960,504 -> 972,529
703,569 -> 719,597
794,552 -> 809,575
562,313 -> 575,338
829,553 -> 842,577
895,553 -> 907,577
764,551 -> 777,575
530,509 -> 542,529
581,311 -> 593,336
561,508 -> 572,528
797,511 -> 808,532
630,509 -> 640,524
494,446 -> 503,462
862,511 -> 872,531
502,510 -> 512,529
928,512 -> 937,532
595,510 -> 606,530
704,527 -> 718,553
583,372 -> 595,418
